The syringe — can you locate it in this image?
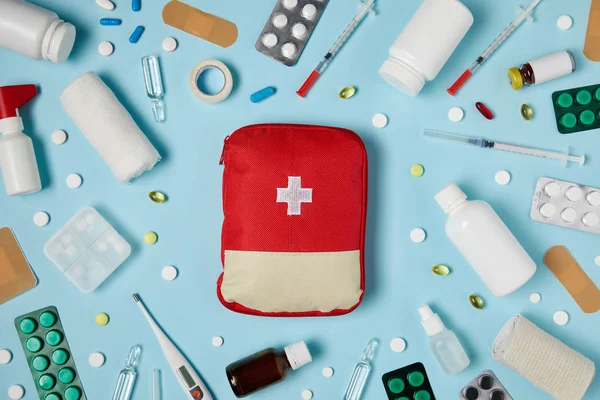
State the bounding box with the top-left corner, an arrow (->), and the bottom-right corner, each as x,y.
447,0 -> 543,96
422,129 -> 585,167
297,0 -> 375,97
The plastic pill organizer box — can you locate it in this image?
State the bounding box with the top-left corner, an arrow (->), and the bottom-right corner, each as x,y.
44,207 -> 131,292
459,370 -> 512,400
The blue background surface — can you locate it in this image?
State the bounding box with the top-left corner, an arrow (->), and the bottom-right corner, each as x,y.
1,0 -> 600,399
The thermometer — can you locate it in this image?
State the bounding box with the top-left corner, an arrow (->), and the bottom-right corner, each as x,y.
133,294 -> 213,400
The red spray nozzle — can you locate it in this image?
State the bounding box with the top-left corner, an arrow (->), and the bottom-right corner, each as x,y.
0,85 -> 37,119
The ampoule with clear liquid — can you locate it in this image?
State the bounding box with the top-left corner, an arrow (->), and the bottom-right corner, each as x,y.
343,339 -> 378,400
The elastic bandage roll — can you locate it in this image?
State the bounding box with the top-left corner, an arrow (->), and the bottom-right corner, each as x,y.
492,315 -> 595,400
60,72 -> 161,182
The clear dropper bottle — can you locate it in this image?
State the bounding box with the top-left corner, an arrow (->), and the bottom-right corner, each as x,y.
141,55 -> 165,122
343,339 -> 378,400
112,345 -> 141,400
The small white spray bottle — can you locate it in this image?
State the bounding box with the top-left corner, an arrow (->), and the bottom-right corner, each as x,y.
0,84 -> 42,196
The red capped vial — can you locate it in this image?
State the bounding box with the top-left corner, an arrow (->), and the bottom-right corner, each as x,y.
475,102 -> 494,120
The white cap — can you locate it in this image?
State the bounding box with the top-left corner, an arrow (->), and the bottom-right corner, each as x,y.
379,58 -> 425,97
435,183 -> 467,213
43,20 -> 76,63
284,341 -> 312,370
418,304 -> 445,336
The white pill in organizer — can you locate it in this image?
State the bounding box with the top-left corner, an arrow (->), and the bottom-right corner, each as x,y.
531,177 -> 600,234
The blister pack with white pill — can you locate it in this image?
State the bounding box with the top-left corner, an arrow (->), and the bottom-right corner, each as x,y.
531,177 -> 600,234
44,207 -> 131,292
255,0 -> 329,66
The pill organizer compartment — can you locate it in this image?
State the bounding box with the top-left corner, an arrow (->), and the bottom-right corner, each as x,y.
460,370 -> 512,400
44,207 -> 131,292
531,177 -> 600,235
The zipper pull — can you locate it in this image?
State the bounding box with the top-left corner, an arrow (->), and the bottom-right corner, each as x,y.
219,135 -> 230,165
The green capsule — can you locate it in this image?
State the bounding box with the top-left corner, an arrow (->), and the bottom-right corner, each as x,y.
339,86 -> 356,99
148,191 -> 167,203
469,294 -> 485,310
520,104 -> 533,121
432,264 -> 450,276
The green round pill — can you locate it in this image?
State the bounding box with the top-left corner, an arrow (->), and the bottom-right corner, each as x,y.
20,317 -> 37,334
595,88 -> 600,101
46,330 -> 63,346
580,110 -> 596,125
26,336 -> 43,353
45,394 -> 61,400
39,311 -> 57,328
58,367 -> 75,384
560,113 -> 577,129
576,90 -> 592,105
557,93 -> 573,108
38,374 -> 56,390
414,390 -> 431,400
388,378 -> 405,394
396,398 -> 410,400
52,349 -> 69,365
64,386 -> 82,400
32,355 -> 50,371
408,371 -> 425,387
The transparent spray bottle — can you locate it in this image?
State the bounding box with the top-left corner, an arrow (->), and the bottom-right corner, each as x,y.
343,339 -> 378,400
112,345 -> 141,400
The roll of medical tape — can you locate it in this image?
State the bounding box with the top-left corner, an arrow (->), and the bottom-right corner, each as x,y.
189,59 -> 233,103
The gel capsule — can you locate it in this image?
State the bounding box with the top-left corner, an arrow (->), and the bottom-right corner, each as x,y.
469,294 -> 484,309
475,102 -> 493,120
432,264 -> 450,276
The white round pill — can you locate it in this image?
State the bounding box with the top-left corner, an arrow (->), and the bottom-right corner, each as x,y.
8,385 -> 24,400
89,352 -> 105,368
98,41 -> 114,56
322,367 -> 334,378
372,113 -> 388,128
66,173 -> 82,189
262,33 -> 278,48
302,389 -> 313,400
390,338 -> 407,353
282,0 -> 298,9
292,23 -> 308,39
162,265 -> 178,281
495,170 -> 511,185
410,228 -> 426,243
448,106 -> 464,122
583,212 -> 599,227
51,129 -> 67,145
553,310 -> 569,326
540,203 -> 557,218
33,211 -> 50,227
557,15 -> 573,30
566,186 -> 584,202
96,0 -> 115,11
595,256 -> 600,266
162,37 -> 178,52
529,293 -> 541,304
302,4 -> 317,20
0,349 -> 12,364
273,13 -> 288,28
561,207 -> 577,223
212,336 -> 224,347
544,182 -> 562,197
281,42 -> 297,59
587,191 -> 600,206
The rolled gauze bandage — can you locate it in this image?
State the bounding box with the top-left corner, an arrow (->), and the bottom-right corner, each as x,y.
492,315 -> 595,400
60,72 -> 161,182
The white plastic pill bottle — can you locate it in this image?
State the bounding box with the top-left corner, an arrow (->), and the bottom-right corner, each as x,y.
379,0 -> 473,97
435,183 -> 537,297
0,0 -> 76,63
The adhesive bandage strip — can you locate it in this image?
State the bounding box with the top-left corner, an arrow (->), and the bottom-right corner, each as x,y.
0,227 -> 37,305
189,59 -> 233,103
584,0 -> 600,61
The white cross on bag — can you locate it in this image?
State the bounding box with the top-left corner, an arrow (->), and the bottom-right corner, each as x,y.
276,176 -> 313,215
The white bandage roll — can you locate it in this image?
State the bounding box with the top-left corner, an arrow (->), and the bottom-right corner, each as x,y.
492,315 -> 595,400
60,72 -> 161,182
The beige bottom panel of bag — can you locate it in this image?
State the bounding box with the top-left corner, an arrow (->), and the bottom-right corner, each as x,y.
221,250 -> 363,313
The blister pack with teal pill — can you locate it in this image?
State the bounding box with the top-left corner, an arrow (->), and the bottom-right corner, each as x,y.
14,306 -> 87,400
552,83 -> 600,134
382,362 -> 436,400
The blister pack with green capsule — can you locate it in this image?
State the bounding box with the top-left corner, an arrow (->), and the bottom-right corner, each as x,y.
552,83 -> 600,134
14,306 -> 87,400
382,362 -> 436,400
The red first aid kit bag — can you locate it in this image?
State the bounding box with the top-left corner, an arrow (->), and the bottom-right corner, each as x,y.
217,124 -> 368,317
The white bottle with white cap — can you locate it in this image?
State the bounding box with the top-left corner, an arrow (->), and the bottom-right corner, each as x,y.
418,304 -> 469,375
435,183 -> 536,296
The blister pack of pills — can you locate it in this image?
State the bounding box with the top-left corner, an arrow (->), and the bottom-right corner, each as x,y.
460,370 -> 512,400
255,0 -> 329,66
531,177 -> 600,234
44,207 -> 131,292
381,362 -> 436,400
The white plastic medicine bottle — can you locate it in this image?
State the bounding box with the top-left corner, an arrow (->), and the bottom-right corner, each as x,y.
379,0 -> 473,97
0,0 -> 76,63
435,183 -> 536,297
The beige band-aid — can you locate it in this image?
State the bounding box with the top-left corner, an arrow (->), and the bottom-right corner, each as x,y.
0,227 -> 37,305
544,246 -> 600,314
162,1 -> 237,48
584,0 -> 600,61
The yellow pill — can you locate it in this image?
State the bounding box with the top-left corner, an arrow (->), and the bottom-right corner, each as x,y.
144,232 -> 158,244
95,313 -> 109,326
410,164 -> 424,177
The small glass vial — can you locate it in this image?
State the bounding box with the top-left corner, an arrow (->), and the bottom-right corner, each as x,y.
508,50 -> 575,90
226,341 -> 312,398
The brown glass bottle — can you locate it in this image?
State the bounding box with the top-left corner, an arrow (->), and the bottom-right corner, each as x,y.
226,341 -> 312,398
